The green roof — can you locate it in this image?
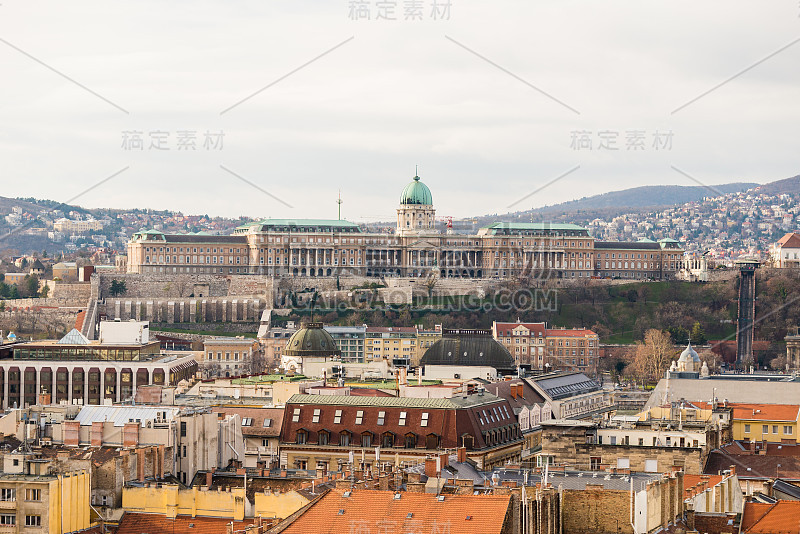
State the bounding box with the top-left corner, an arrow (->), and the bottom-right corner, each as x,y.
483,222 -> 587,231
400,175 -> 433,206
258,219 -> 360,228
134,229 -> 165,235
286,393 -> 500,409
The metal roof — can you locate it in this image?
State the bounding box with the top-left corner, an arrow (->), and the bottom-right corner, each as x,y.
286,393 -> 501,409
74,405 -> 180,426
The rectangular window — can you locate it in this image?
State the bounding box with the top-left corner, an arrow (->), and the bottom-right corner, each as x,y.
180,421 -> 187,437
644,459 -> 658,472
242,418 -> 252,426
0,489 -> 14,501
399,411 -> 407,426
334,410 -> 342,424
763,425 -> 769,434
773,425 -> 779,434
616,458 -> 630,469
355,410 -> 364,425
25,488 -> 41,501
292,408 -> 301,423
421,413 -> 429,427
312,409 -> 321,423
377,411 -> 385,425
0,515 -> 14,525
744,424 -> 751,433
785,426 -> 793,435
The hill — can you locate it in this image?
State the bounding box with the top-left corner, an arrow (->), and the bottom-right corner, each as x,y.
752,174 -> 800,196
478,182 -> 759,226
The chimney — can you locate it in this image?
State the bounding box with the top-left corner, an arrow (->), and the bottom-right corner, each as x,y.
63,421 -> 80,447
39,391 -> 51,406
425,458 -> 439,478
90,421 -> 104,447
123,422 -> 140,448
205,471 -> 213,488
378,474 -> 390,491
518,384 -> 524,400
457,447 -> 466,464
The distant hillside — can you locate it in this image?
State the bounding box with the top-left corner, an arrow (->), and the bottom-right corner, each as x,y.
475,182 -> 759,226
753,174 -> 800,196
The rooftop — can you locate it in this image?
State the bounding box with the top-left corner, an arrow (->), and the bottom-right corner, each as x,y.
691,402 -> 800,422
741,501 -> 800,533
273,488 -> 511,534
286,393 -> 502,409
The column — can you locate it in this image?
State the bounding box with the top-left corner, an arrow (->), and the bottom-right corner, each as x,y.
67,366 -> 72,405
116,367 -> 121,403
100,369 -> 105,405
84,367 -> 89,406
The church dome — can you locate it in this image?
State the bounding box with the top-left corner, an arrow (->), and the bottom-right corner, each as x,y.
283,323 -> 341,358
400,175 -> 433,206
679,343 -> 700,363
421,329 -> 515,370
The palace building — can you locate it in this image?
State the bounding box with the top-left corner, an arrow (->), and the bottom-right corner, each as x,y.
126,173 -> 684,280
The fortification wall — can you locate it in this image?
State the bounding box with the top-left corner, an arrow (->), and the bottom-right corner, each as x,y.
100,297 -> 268,324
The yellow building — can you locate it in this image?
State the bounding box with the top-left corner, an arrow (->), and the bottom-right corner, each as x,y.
0,469 -> 90,533
122,483 -> 311,522
691,402 -> 800,443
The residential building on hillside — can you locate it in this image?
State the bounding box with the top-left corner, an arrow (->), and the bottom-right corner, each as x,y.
770,232 -> 800,268
126,173 -> 685,280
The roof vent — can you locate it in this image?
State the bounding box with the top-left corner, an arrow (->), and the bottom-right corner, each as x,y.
394,493 -> 402,500
338,509 -> 345,515
466,515 -> 472,521
407,513 -> 413,519
437,495 -> 445,502
343,491 -> 351,498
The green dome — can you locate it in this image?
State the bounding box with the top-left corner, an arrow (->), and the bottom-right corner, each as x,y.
283,323 -> 341,358
400,175 -> 433,206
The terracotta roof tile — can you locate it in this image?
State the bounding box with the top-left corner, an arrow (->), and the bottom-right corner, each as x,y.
275,489 -> 511,534
776,232 -> 800,249
741,501 -> 800,533
693,402 -> 800,422
682,474 -> 725,498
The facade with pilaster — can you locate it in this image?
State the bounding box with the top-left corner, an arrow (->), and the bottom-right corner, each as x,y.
126,173 -> 684,281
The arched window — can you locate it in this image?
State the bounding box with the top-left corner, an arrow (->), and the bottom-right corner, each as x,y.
339,431 -> 352,447
295,429 -> 308,445
404,433 -> 417,449
318,430 -> 330,446
382,432 -> 395,449
361,432 -> 373,448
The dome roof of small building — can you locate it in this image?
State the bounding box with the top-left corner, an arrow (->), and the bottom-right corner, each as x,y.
283,323 -> 341,358
400,175 -> 433,206
421,329 -> 515,370
678,342 -> 700,363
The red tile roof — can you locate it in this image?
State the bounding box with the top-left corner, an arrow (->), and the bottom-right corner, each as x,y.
545,328 -> 598,338
776,232 -> 800,249
683,474 -> 724,498
693,402 -> 800,422
493,322 -> 546,337
117,513 -> 260,534
741,501 -> 800,533
74,310 -> 86,331
274,489 -> 511,534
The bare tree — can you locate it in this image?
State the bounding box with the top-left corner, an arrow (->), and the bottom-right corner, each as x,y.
633,329 -> 676,383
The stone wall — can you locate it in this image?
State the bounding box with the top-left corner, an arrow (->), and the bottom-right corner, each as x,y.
101,297 -> 268,324
47,282 -> 92,303
96,273 -> 232,299
562,487 -> 631,534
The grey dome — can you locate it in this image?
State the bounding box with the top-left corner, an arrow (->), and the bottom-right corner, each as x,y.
284,323 -> 341,358
421,329 -> 515,370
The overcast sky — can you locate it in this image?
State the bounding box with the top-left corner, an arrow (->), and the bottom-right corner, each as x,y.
0,1 -> 798,223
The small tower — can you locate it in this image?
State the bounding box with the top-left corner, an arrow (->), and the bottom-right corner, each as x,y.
396,171 -> 436,236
